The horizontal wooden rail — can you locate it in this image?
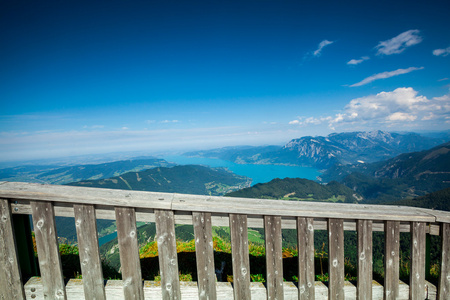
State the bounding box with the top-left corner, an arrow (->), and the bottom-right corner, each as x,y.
0,181 -> 449,300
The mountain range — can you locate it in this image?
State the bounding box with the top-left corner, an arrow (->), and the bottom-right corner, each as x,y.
185,130 -> 447,168
322,142 -> 450,203
0,157 -> 174,184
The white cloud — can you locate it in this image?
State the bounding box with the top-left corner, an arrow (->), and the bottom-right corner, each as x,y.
289,87 -> 450,132
386,112 -> 417,122
347,56 -> 370,65
289,116 -> 332,126
313,40 -> 334,56
350,67 -> 424,87
331,87 -> 450,127
375,30 -> 422,55
433,47 -> 450,57
438,78 -> 449,82
161,120 -> 180,123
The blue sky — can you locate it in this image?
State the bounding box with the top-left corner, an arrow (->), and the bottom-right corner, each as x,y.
1,0 -> 450,161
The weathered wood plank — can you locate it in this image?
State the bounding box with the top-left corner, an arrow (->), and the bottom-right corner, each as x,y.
155,209 -> 181,300
21,276 -> 439,300
73,204 -> 106,300
115,206 -> 144,300
297,217 -> 315,300
10,200 -> 443,236
229,213 -> 251,300
0,198 -> 26,299
31,200 -> 67,299
192,212 -> 216,300
438,222 -> 450,300
2,182 -> 443,222
264,215 -> 284,300
357,219 -> 372,300
0,181 -> 172,210
172,193 -> 435,222
410,222 -> 426,300
384,220 -> 400,300
328,218 -> 345,300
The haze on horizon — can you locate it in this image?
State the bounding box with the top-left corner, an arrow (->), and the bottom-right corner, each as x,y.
1,0 -> 449,162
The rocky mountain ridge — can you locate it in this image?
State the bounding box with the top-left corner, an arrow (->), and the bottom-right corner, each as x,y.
186,130 -> 446,168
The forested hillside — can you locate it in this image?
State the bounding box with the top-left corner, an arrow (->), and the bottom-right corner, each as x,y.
227,177 -> 361,203
321,142 -> 450,203
68,164 -> 251,195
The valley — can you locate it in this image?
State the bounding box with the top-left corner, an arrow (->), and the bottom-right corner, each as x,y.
1,129 -> 449,283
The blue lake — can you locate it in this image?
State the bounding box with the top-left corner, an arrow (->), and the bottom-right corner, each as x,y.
97,156 -> 320,246
98,231 -> 117,246
163,155 -> 320,186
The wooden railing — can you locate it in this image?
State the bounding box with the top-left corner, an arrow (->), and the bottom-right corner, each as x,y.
0,181 -> 449,299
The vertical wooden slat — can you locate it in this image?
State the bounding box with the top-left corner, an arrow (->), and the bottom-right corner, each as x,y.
74,204 -> 106,300
229,213 -> 251,300
155,209 -> 181,300
297,217 -> 315,300
192,212 -> 216,300
264,215 -> 284,300
31,200 -> 67,300
328,218 -> 345,300
384,220 -> 400,300
357,219 -> 372,300
410,222 -> 426,300
438,222 -> 450,300
0,199 -> 26,299
115,206 -> 144,300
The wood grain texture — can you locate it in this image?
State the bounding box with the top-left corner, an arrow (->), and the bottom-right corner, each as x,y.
229,214 -> 251,300
31,200 -> 67,300
0,181 -> 172,210
438,222 -> 450,300
155,209 -> 181,300
115,206 -> 144,300
1,181 -> 443,223
328,218 -> 345,300
357,219 -> 373,300
384,221 -> 400,300
73,204 -> 106,300
410,222 -> 426,300
192,212 -> 216,300
297,217 -> 315,300
0,198 -> 26,299
264,215 -> 284,300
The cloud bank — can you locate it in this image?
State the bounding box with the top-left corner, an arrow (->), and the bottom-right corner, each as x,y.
375,30 -> 422,55
290,87 -> 450,131
350,67 -> 424,87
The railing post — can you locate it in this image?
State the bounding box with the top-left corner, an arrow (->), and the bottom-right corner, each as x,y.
229,213 -> 251,299
0,198 -> 26,299
410,221 -> 426,300
31,200 -> 67,300
155,209 -> 181,300
74,204 -> 106,300
357,219 -> 373,300
115,206 -> 144,300
384,220 -> 400,300
438,222 -> 450,300
193,212 -> 217,300
328,218 -> 345,300
264,215 -> 284,300
297,217 -> 314,300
